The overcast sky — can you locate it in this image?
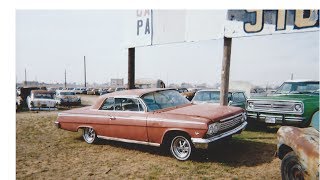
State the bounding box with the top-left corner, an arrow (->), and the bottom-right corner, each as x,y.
16,10 -> 319,87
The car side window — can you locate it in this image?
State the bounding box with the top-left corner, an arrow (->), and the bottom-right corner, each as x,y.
114,98 -> 144,112
233,92 -> 246,102
100,97 -> 115,110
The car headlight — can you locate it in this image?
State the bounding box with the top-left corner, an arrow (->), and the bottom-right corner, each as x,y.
248,102 -> 254,109
207,123 -> 220,135
294,104 -> 303,112
30,101 -> 34,107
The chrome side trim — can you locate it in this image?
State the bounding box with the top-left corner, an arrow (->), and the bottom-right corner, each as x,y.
191,121 -> 247,144
58,113 -> 107,118
58,113 -> 204,125
147,118 -> 206,125
97,135 -> 160,147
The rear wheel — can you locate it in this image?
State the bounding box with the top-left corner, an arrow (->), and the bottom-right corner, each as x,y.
170,135 -> 193,161
83,127 -> 97,144
281,151 -> 304,180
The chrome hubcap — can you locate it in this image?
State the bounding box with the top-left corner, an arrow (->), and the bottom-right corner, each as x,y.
83,128 -> 95,143
171,136 -> 191,160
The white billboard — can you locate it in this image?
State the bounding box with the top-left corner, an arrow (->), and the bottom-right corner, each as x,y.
123,9 -> 153,48
225,10 -> 319,38
125,10 -> 319,48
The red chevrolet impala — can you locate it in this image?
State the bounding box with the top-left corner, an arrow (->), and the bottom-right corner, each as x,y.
55,88 -> 247,160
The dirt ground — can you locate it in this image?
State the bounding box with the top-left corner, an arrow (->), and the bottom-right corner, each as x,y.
16,95 -> 281,179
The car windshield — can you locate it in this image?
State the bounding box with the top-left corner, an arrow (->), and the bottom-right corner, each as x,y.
60,92 -> 75,95
275,81 -> 319,94
193,91 -> 232,103
193,91 -> 220,103
34,93 -> 53,99
141,90 -> 190,111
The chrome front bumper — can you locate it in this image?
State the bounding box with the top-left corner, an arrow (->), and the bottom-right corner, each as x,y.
191,121 -> 247,149
247,112 -> 305,124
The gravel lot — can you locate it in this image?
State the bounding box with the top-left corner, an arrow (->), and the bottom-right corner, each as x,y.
16,95 -> 281,179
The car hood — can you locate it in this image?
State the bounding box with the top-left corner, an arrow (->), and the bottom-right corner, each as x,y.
249,94 -> 318,102
160,104 -> 243,123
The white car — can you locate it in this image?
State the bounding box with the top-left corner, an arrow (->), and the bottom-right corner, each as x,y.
27,90 -> 59,111
55,90 -> 81,105
74,87 -> 86,94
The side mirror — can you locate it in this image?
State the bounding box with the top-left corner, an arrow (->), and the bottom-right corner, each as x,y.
228,101 -> 233,106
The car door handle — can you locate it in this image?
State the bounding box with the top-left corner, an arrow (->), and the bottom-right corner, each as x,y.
108,115 -> 116,120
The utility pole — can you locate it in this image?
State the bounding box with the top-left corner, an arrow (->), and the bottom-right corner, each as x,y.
220,37 -> 232,106
291,73 -> 293,80
24,68 -> 27,86
64,69 -> 67,88
84,56 -> 87,88
128,48 -> 135,89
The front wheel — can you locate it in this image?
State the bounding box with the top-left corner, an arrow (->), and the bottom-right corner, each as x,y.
170,135 -> 193,161
281,151 -> 305,180
83,127 -> 97,144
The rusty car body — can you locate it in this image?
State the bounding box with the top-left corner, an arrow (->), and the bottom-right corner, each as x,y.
17,87 -> 40,109
55,89 -> 247,160
276,111 -> 319,180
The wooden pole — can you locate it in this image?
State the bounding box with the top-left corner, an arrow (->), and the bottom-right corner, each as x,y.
84,56 -> 87,88
64,69 -> 67,88
24,68 -> 27,86
220,37 -> 232,106
128,48 -> 135,89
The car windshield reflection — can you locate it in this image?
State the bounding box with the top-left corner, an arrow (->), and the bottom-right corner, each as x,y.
141,90 -> 190,111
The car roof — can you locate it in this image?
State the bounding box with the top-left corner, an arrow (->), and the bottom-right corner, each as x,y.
92,88 -> 174,109
101,88 -> 173,98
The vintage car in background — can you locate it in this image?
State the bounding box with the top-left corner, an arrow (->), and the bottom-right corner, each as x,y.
276,111 -> 319,180
55,89 -> 247,161
115,87 -> 126,91
65,87 -> 75,91
135,79 -> 166,89
98,88 -> 109,96
192,89 -> 247,109
55,90 -> 81,106
27,90 -> 58,111
250,87 -> 268,97
246,80 -> 319,127
74,87 -> 87,94
17,87 -> 40,109
87,88 -> 99,95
